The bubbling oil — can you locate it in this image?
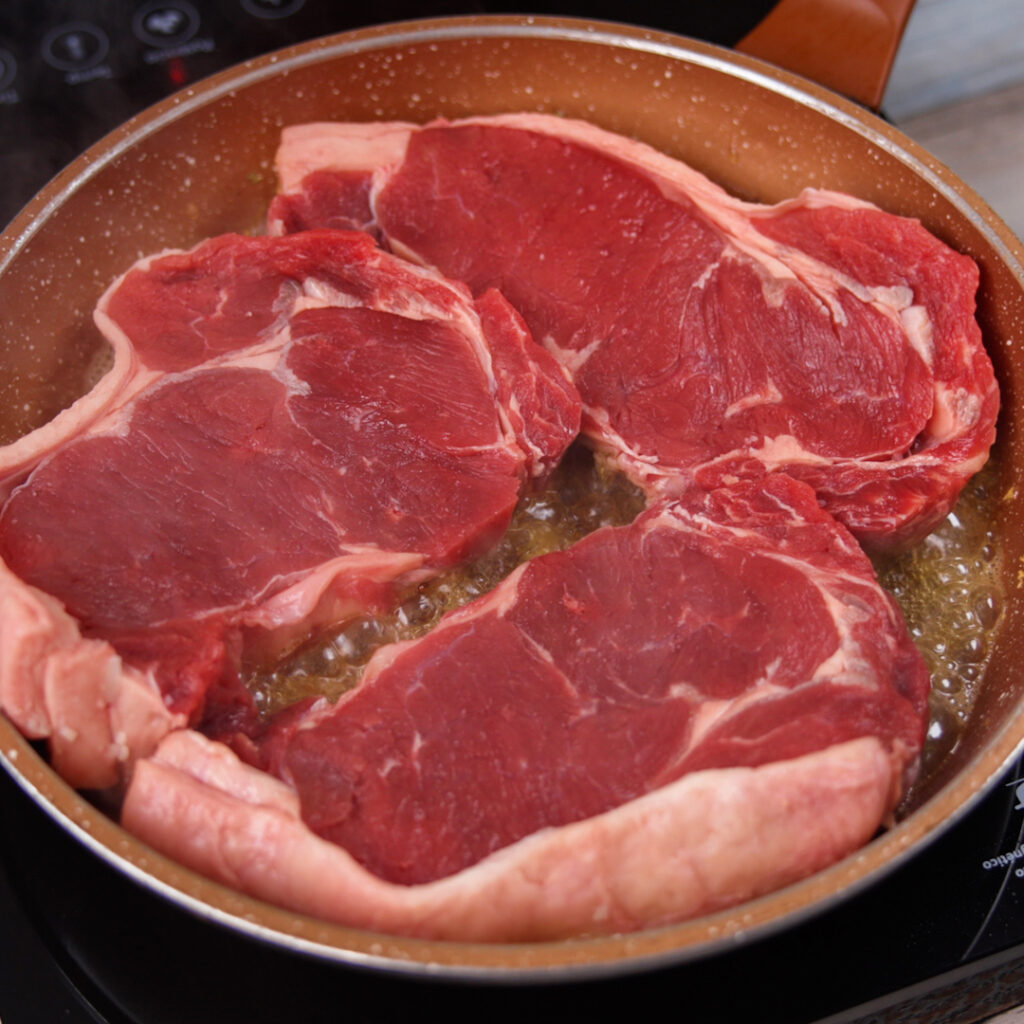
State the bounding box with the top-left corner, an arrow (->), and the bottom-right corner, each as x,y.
246,448 -> 1005,785
873,461 -> 1004,782
245,445 -> 647,716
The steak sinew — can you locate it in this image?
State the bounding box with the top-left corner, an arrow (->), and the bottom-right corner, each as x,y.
0,229 -> 580,787
270,114 -> 998,552
123,474 -> 929,940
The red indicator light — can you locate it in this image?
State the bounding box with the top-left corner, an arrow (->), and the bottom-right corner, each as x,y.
167,57 -> 187,87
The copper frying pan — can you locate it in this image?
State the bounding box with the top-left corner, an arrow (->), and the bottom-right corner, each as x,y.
1,11 -> 1023,978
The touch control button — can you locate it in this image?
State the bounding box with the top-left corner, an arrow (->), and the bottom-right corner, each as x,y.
133,1 -> 201,48
41,22 -> 110,72
0,48 -> 16,92
240,0 -> 306,19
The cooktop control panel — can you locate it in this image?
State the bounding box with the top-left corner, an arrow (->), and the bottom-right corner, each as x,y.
0,0 -> 774,226
0,0 -> 340,224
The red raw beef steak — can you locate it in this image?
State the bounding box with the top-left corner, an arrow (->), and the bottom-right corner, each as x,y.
270,114 -> 998,552
0,229 -> 579,787
122,474 -> 929,940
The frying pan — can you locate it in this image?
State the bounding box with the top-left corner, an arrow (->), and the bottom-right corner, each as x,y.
2,6 -> 1024,991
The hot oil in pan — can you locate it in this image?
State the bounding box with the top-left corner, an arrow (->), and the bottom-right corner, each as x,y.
244,443 -> 647,712
245,447 -> 1006,794
874,460 -> 1004,784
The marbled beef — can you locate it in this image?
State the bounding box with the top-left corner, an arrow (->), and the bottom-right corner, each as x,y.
270,114 -> 998,552
0,229 -> 579,787
123,474 -> 929,940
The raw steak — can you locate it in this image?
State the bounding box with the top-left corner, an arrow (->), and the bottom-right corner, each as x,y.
270,114 -> 999,551
0,229 -> 580,787
123,474 -> 929,940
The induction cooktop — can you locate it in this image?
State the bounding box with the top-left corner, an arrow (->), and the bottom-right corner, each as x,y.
0,0 -> 776,228
5,743 -> 1024,1024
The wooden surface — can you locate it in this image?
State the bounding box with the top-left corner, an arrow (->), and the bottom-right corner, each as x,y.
895,80 -> 1024,243
990,1008 -> 1024,1023
882,0 -> 1024,118
884,0 -> 1024,242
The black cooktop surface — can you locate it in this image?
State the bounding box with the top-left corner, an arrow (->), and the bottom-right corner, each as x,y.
5,746 -> 1024,1024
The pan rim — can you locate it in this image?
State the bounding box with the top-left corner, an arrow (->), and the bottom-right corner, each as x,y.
3,12 -> 1024,982
5,15 -> 1024,273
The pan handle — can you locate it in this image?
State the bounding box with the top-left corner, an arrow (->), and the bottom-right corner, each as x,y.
734,0 -> 917,110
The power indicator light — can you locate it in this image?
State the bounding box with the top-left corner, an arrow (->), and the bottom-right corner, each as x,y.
167,57 -> 188,87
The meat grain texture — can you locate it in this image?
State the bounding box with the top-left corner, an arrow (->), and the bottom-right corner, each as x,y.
0,113 -> 999,942
124,476 -> 928,940
0,229 -> 579,788
272,114 -> 998,552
